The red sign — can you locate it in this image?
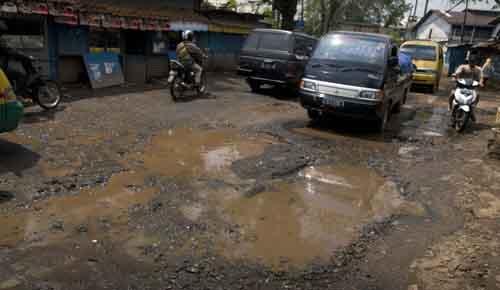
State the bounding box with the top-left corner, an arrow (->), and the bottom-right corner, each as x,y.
126,18 -> 143,30
31,2 -> 49,15
102,15 -> 123,29
159,20 -> 170,31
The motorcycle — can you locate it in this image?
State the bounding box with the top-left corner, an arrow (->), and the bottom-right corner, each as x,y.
450,78 -> 480,132
6,54 -> 62,110
168,59 -> 207,102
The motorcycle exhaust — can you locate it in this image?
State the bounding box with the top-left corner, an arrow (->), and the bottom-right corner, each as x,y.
167,71 -> 177,84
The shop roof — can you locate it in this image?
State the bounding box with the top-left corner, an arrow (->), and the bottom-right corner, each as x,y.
414,9 -> 500,30
81,0 -> 208,22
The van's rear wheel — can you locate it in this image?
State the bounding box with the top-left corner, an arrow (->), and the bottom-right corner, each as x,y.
307,109 -> 321,122
249,80 -> 260,93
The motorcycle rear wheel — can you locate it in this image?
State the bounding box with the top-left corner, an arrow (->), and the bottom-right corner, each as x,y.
170,76 -> 184,102
35,81 -> 62,110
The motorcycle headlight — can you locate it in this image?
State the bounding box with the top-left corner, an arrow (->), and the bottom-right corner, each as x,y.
300,80 -> 317,91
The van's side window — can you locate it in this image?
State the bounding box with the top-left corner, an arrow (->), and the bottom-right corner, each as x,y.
294,36 -> 308,57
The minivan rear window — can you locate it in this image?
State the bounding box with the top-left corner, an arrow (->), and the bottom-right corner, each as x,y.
243,32 -> 291,52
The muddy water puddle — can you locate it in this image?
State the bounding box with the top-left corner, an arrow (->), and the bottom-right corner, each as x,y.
0,171 -> 156,247
137,127 -> 276,178
217,164 -> 419,269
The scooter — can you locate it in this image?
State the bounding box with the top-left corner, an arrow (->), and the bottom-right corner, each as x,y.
450,78 -> 480,132
168,58 -> 207,102
6,54 -> 62,110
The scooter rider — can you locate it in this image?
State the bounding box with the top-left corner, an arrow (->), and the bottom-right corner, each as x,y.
449,53 -> 484,112
176,30 -> 204,87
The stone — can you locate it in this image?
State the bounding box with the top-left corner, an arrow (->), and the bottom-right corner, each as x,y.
473,192 -> 500,219
0,278 -> 21,289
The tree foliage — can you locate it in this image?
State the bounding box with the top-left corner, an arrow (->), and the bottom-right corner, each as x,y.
303,0 -> 410,36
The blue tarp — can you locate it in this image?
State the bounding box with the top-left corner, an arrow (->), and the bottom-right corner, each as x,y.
399,52 -> 413,75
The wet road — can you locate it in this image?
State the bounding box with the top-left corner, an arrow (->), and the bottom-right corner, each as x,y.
1,75 -> 500,290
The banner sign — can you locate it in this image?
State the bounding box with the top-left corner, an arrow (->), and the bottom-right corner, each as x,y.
83,52 -> 125,89
0,2 -> 17,13
80,13 -> 102,27
31,2 -> 49,15
18,3 -> 32,14
102,15 -> 123,29
54,15 -> 79,26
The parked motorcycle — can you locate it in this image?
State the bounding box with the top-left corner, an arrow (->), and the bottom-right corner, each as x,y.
168,59 -> 207,102
7,54 -> 62,110
450,78 -> 480,132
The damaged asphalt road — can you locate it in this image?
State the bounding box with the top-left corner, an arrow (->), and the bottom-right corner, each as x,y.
1,74 -> 500,290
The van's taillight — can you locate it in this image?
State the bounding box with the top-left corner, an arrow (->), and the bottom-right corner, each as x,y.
287,63 -> 298,78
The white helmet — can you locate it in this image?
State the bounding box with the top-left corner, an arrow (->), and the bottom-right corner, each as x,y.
182,30 -> 194,41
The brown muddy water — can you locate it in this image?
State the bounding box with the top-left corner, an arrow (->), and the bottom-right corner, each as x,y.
215,165 -> 424,269
1,127 -> 424,272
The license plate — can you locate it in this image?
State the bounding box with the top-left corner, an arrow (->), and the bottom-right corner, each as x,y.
322,96 -> 344,108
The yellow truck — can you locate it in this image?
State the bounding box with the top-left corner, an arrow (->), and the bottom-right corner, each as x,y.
0,68 -> 23,133
401,40 -> 444,93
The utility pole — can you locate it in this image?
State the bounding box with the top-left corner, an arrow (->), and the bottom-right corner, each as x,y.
424,0 -> 430,15
301,0 -> 305,22
413,0 -> 419,17
460,0 -> 469,43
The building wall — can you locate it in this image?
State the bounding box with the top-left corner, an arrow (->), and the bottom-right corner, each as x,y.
416,14 -> 451,42
198,32 -> 247,71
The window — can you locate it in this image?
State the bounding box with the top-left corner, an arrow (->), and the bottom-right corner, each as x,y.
258,32 -> 291,51
243,31 -> 291,52
294,36 -> 314,57
1,17 -> 45,49
242,33 -> 259,50
89,29 -> 121,53
400,45 -> 437,61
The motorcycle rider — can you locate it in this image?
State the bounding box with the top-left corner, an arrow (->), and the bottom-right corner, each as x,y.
176,30 -> 204,87
449,53 -> 484,120
0,20 -> 30,91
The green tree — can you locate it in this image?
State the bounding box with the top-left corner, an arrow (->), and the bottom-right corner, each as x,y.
304,0 -> 410,36
223,0 -> 238,11
261,0 -> 299,31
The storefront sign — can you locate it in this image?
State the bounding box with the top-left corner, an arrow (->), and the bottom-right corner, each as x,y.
18,3 -> 32,14
102,15 -> 123,29
83,52 -> 125,89
126,18 -> 143,30
31,3 -> 49,15
0,2 -> 18,13
169,21 -> 208,32
49,2 -> 76,17
159,20 -> 170,31
55,15 -> 78,26
80,13 -> 102,27
145,19 -> 160,31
